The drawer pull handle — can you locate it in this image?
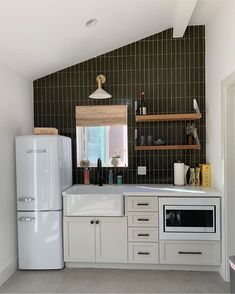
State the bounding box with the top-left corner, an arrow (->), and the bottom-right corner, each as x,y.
18,197 -> 35,202
138,252 -> 150,255
137,218 -> 149,221
178,251 -> 202,255
137,234 -> 150,237
137,203 -> 149,206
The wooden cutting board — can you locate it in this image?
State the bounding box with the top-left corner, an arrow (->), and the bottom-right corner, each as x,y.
34,127 -> 58,135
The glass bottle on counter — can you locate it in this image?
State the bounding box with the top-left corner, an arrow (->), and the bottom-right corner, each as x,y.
108,169 -> 113,185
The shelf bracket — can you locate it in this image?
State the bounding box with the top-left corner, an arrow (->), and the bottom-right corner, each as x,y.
193,99 -> 201,146
193,99 -> 201,116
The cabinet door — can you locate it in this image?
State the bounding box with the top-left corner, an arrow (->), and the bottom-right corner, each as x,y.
95,217 -> 127,263
63,217 -> 95,262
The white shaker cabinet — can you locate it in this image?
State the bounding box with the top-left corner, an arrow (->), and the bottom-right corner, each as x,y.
64,217 -> 96,262
64,216 -> 127,263
96,217 -> 127,263
127,196 -> 159,264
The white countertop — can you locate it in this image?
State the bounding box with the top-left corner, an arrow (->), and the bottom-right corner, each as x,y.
62,184 -> 221,197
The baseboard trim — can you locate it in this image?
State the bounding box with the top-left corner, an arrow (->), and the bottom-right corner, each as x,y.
0,259 -> 17,287
65,262 -> 220,272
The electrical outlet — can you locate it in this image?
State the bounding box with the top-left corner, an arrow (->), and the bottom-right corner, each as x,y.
138,166 -> 147,175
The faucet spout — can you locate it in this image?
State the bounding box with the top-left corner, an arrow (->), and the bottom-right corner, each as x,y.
97,158 -> 103,186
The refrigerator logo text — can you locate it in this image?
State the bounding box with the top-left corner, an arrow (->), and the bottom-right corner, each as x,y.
26,149 -> 47,154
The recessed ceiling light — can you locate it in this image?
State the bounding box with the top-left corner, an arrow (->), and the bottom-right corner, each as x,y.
86,18 -> 97,27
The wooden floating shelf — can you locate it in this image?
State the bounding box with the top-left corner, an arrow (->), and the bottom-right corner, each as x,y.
135,145 -> 201,151
135,113 -> 202,122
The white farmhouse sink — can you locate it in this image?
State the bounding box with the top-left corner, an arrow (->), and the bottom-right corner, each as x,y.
63,185 -> 124,216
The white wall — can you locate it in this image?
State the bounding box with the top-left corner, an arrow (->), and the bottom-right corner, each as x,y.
225,84 -> 235,278
0,63 -> 33,286
206,0 -> 235,190
206,0 -> 235,280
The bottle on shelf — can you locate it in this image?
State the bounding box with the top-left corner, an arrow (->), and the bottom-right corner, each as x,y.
139,91 -> 146,115
134,100 -> 138,116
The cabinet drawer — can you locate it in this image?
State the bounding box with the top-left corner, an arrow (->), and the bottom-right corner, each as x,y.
159,241 -> 221,265
128,228 -> 158,242
128,212 -> 158,227
128,242 -> 159,264
127,197 -> 158,212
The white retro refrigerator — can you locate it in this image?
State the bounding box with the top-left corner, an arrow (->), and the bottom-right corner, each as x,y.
15,135 -> 72,269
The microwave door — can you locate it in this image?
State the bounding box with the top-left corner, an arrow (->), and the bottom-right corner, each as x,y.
164,205 -> 215,233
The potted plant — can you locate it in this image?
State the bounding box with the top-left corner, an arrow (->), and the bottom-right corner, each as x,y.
110,151 -> 121,167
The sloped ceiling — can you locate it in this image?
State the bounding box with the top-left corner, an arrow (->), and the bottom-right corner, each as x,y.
0,0 -> 220,80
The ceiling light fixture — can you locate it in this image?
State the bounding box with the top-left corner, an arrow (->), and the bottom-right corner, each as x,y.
89,74 -> 112,99
86,18 -> 97,27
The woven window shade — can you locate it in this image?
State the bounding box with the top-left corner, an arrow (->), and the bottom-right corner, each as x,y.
76,105 -> 127,127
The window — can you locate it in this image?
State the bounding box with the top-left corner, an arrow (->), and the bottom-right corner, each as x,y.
76,105 -> 128,167
86,126 -> 107,164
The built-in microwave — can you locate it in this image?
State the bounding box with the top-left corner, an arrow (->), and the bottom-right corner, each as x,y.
159,197 -> 220,240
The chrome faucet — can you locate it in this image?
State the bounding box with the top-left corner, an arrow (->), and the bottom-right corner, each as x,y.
96,158 -> 103,186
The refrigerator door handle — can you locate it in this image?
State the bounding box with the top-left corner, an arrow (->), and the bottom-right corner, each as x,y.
18,217 -> 35,222
18,197 -> 35,202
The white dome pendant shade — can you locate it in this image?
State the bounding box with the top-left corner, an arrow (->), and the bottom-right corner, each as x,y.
89,74 -> 112,99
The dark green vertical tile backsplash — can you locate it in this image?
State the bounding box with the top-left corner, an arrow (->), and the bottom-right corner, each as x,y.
34,26 -> 206,184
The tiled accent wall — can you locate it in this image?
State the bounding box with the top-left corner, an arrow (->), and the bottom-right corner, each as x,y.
34,26 -> 205,184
